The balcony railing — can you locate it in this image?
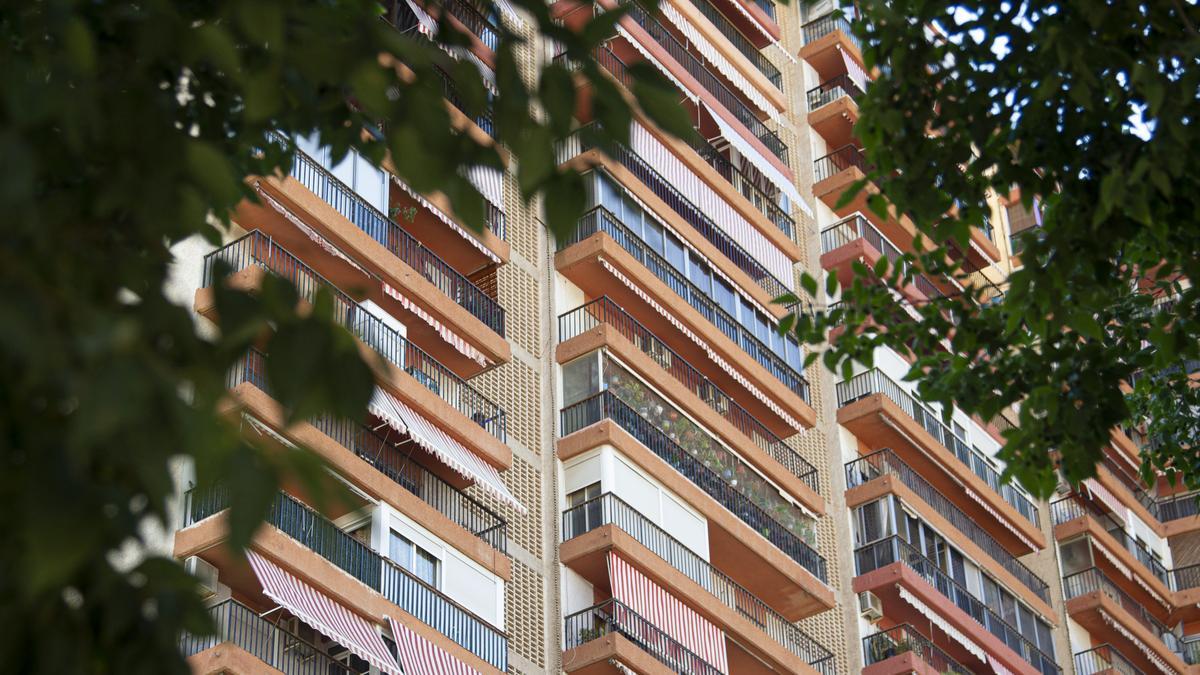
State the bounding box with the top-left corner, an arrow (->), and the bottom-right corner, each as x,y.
558,298 -> 817,489
560,127 -> 792,300
1100,454 -> 1165,520
441,0 -> 499,50
837,369 -> 1041,528
801,12 -> 860,51
689,0 -> 781,87
184,487 -> 508,669
560,204 -> 809,401
806,73 -> 864,111
862,624 -> 974,674
564,599 -> 723,675
562,492 -> 834,672
181,600 -> 354,675
846,449 -> 1049,603
813,143 -> 868,182
691,139 -> 795,237
203,232 -> 507,442
228,349 -> 507,552
560,391 -> 828,581
432,63 -> 497,137
750,0 -> 776,22
278,136 -> 506,334
1073,644 -> 1146,675
1160,492 -> 1200,522
856,536 -> 1060,675
819,214 -> 946,300
623,2 -> 789,165
1062,567 -> 1183,658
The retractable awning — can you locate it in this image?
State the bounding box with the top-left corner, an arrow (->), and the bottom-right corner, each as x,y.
246,551 -> 402,675
387,616 -> 481,675
701,102 -> 814,219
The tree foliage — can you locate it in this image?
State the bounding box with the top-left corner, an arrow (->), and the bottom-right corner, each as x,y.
0,0 -> 691,671
789,0 -> 1200,498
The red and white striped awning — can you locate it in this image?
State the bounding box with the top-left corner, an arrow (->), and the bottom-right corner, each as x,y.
369,387 -> 526,514
607,552 -> 728,673
381,282 -> 491,367
389,176 -> 501,266
387,616 -> 481,675
246,550 -> 401,675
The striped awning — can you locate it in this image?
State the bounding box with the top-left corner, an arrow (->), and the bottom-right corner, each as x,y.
387,616 -> 481,675
370,387 -> 526,514
246,551 -> 402,675
896,585 -> 987,662
614,25 -> 698,103
369,387 -> 410,436
700,102 -> 812,219
607,552 -> 728,673
380,282 -> 491,367
463,165 -> 505,213
389,176 -> 501,266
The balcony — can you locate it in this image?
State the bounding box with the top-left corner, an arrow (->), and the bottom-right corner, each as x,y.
855,535 -> 1060,675
689,0 -> 782,87
184,488 -> 508,670
558,298 -> 818,495
846,449 -> 1051,607
440,0 -> 500,51
563,599 -> 723,675
559,205 -> 806,408
228,349 -> 508,554
837,369 -> 1044,549
800,12 -> 862,81
200,232 -> 509,447
433,64 -> 498,142
560,391 -> 829,585
1062,567 -> 1190,674
561,493 -> 834,672
692,139 -> 795,238
1073,644 -> 1146,675
820,214 -> 958,304
862,624 -> 974,675
806,74 -> 864,149
182,599 -> 358,674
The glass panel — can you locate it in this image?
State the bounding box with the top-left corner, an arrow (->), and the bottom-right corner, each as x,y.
714,277 -> 737,316
644,218 -> 664,256
688,253 -> 711,295
354,153 -> 388,213
663,232 -> 685,273
561,353 -> 600,407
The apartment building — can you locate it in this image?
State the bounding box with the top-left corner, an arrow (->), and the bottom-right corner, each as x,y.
161,0 -> 1200,673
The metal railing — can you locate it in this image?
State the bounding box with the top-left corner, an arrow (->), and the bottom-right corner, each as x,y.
856,536 -> 1060,674
560,391 -> 828,581
1101,454 -> 1164,520
623,2 -> 789,165
279,137 -> 506,334
441,0 -> 499,50
202,231 -> 507,442
184,487 -> 508,669
806,73 -> 864,111
560,205 -> 810,401
227,349 -> 507,552
181,600 -> 354,675
1073,644 -> 1146,675
1062,567 -> 1182,657
837,369 -> 1041,528
1160,492 -> 1200,522
689,0 -> 781,87
862,624 -> 974,674
750,0 -> 775,22
559,127 -> 792,301
820,215 -> 951,301
432,62 -> 498,139
564,599 -> 723,675
691,139 -> 795,237
813,143 -> 868,182
801,12 -> 860,51
562,493 -> 834,672
846,449 -> 1049,603
558,298 -> 817,489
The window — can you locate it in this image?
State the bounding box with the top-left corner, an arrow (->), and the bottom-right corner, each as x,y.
566,482 -> 602,537
854,499 -> 888,546
643,218 -> 664,256
389,532 -> 439,587
688,253 -> 711,295
562,354 -> 600,407
663,232 -> 685,273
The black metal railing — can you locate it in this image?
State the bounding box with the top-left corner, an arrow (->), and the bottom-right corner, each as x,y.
689,0 -> 781,87
1100,454 -> 1164,521
801,12 -> 860,51
806,73 -> 864,111
432,63 -> 497,138
861,624 -> 974,674
1062,567 -> 1181,655
564,599 -> 723,675
750,0 -> 775,22
441,0 -> 500,50
1073,644 -> 1146,675
837,369 -> 1041,528
558,298 -> 817,488
623,2 -> 789,165
560,128 -> 793,301
820,214 -> 951,300
813,143 -> 868,182
202,232 -> 507,442
856,536 -> 1060,674
846,449 -> 1049,603
691,139 -> 795,237
560,392 -> 827,581
562,493 -> 834,672
560,205 -> 810,401
1160,492 -> 1200,522
227,349 -> 507,552
184,487 -> 508,669
181,600 -> 353,675
278,137 -> 506,334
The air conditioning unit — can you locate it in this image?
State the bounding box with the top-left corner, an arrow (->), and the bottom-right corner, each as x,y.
184,556 -> 229,602
858,591 -> 884,622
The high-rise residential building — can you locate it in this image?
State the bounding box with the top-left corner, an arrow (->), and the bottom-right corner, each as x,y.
160,0 -> 1199,673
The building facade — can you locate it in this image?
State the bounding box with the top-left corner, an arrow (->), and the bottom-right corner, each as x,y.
162,0 -> 1200,673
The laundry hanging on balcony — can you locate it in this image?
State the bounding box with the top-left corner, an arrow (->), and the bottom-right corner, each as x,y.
245,551 -> 403,675
699,102 -> 814,219
389,176 -> 502,266
607,552 -> 729,673
402,0 -> 498,96
369,387 -> 526,514
613,25 -> 699,103
387,616 -> 481,675
380,282 -> 492,367
896,585 -> 988,662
